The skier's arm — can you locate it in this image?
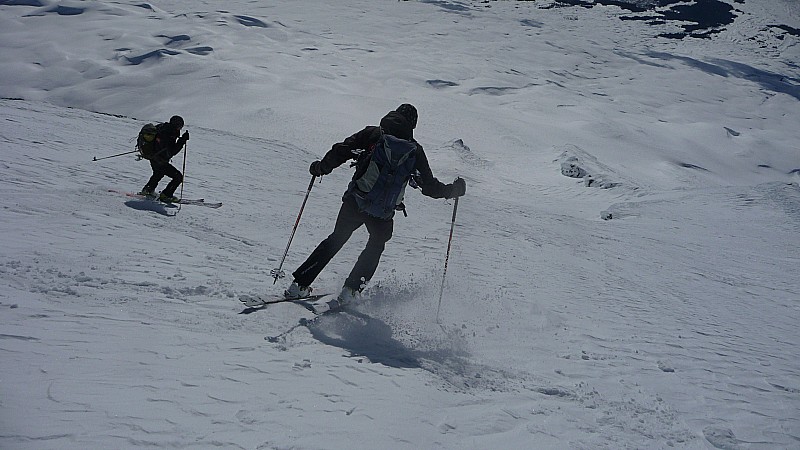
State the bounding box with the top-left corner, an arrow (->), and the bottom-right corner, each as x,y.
415,145 -> 465,199
316,126 -> 380,174
169,132 -> 188,158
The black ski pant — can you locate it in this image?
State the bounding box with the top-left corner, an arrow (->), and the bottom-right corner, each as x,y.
293,196 -> 393,291
143,160 -> 183,197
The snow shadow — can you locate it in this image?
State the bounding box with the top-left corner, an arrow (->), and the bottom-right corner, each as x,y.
4,0 -> 46,6
123,199 -> 176,216
124,49 -> 180,65
233,15 -> 269,28
419,0 -> 471,14
307,311 -> 421,368
646,52 -> 800,100
24,4 -> 85,16
306,310 -> 469,371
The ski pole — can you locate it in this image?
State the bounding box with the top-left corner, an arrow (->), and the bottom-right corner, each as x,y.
173,140 -> 187,214
272,175 -> 316,284
92,149 -> 139,161
179,141 -> 187,200
435,196 -> 459,323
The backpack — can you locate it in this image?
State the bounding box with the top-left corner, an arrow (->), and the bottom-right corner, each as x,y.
136,123 -> 158,160
347,132 -> 418,220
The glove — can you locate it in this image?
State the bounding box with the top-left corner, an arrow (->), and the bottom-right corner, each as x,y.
176,131 -> 189,147
309,160 -> 329,177
449,177 -> 466,198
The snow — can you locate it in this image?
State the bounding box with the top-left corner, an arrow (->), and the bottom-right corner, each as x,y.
1,0 -> 799,448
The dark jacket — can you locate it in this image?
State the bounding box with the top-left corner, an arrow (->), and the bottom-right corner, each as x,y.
152,122 -> 186,163
317,111 -> 457,199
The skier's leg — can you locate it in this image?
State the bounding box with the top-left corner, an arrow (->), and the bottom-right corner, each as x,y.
344,215 -> 393,290
292,198 -> 363,287
143,161 -> 166,193
161,163 -> 184,197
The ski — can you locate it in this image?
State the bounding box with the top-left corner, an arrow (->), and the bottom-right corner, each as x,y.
108,189 -> 222,208
238,292 -> 333,309
264,296 -> 347,343
176,198 -> 222,208
299,294 -> 345,315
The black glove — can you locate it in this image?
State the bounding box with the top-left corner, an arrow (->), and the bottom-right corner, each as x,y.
309,160 -> 329,177
176,131 -> 189,147
449,177 -> 466,198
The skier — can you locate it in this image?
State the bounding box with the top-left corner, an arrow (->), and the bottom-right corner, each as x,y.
139,115 -> 189,203
284,104 -> 467,305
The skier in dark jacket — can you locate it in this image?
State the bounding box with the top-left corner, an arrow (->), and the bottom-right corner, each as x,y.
285,104 -> 467,305
139,115 -> 189,203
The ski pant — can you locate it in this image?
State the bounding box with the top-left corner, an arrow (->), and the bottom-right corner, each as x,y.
143,160 -> 183,197
293,196 -> 393,291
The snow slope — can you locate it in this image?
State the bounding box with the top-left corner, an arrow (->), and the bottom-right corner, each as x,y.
1,0 -> 799,448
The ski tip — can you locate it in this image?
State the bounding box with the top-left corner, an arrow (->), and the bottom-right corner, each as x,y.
238,295 -> 265,308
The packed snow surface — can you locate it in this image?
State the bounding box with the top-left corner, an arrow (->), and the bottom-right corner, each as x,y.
1,0 -> 799,448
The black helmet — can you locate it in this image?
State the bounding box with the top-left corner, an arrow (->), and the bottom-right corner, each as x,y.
395,104 -> 417,129
169,115 -> 185,128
